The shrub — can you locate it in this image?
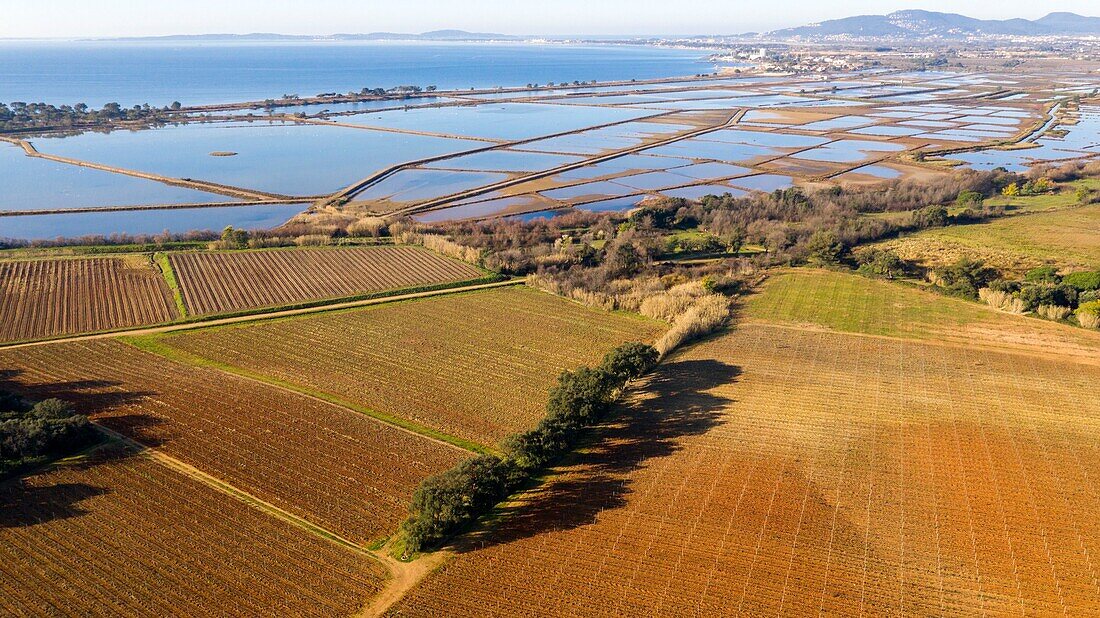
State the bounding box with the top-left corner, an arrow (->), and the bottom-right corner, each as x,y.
599,342 -> 659,387
639,281 -> 707,322
978,288 -> 1025,314
294,234 -> 331,247
395,230 -> 482,265
856,248 -> 909,279
933,258 -> 999,299
912,205 -> 949,228
955,190 -> 984,207
1076,301 -> 1100,329
654,294 -> 730,357
347,217 -> 388,237
401,455 -> 521,552
1037,304 -> 1072,321
1062,271 -> 1100,292
402,341 -> 659,552
0,397 -> 95,472
1023,265 -> 1060,284
1018,283 -> 1077,311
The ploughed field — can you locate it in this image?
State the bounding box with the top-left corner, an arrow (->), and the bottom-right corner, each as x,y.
0,257 -> 176,343
156,286 -> 663,446
0,339 -> 465,544
170,246 -> 482,316
0,444 -> 384,617
390,273 -> 1100,616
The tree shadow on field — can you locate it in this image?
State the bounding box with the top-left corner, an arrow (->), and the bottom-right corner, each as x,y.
0,445 -> 142,528
455,359 -> 741,553
0,369 -> 168,446
0,481 -> 110,528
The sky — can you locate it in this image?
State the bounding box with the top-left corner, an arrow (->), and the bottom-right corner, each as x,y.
3,0 -> 1099,38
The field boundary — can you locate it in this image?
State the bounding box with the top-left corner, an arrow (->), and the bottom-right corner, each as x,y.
90,422 -> 376,556
153,252 -> 188,318
0,277 -> 518,349
740,317 -> 1100,367
121,334 -> 491,454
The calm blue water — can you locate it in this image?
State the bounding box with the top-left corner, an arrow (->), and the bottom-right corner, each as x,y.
0,204 -> 306,241
0,41 -> 712,107
0,141 -> 230,211
339,102 -> 652,140
32,121 -> 483,196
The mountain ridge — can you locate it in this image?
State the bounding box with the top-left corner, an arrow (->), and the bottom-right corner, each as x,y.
768,10 -> 1100,39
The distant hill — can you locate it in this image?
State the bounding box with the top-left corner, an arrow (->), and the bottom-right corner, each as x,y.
108,30 -> 519,42
768,10 -> 1100,39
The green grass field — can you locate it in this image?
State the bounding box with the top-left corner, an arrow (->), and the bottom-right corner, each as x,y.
743,269 -> 1100,360
879,203 -> 1100,274
743,269 -> 991,339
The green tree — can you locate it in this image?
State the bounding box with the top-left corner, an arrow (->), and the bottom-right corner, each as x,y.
933,258 -> 999,299
220,226 -> 249,249
805,230 -> 845,265
955,190 -> 984,207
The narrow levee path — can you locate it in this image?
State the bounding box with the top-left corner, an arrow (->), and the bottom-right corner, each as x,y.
393,108 -> 748,217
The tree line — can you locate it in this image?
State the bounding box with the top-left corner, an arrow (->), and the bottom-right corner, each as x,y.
400,342 -> 659,553
0,101 -> 186,132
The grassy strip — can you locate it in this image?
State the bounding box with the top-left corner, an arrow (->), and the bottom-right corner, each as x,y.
120,334 -> 492,455
154,252 -> 188,319
0,241 -> 209,260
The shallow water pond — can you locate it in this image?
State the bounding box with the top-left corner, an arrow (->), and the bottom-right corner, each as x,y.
793,140 -> 906,163
32,121 -> 483,196
574,195 -> 646,212
0,203 -> 304,241
357,169 -> 507,203
337,102 -> 653,141
543,180 -> 636,200
660,184 -> 746,200
729,174 -> 794,192
0,142 -> 233,212
424,149 -> 582,172
413,195 -> 541,222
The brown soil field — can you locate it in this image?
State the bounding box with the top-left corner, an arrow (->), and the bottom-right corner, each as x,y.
0,445 -> 384,617
0,257 -> 177,344
157,287 -> 663,447
0,340 -> 465,544
170,246 -> 482,315
389,324 -> 1100,616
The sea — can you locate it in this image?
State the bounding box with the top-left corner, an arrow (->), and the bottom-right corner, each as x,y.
0,41 -> 721,240
0,40 -> 715,107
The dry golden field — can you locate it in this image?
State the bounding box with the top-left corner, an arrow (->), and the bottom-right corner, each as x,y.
0,339 -> 465,544
388,271 -> 1100,617
0,445 -> 384,617
156,286 -> 663,447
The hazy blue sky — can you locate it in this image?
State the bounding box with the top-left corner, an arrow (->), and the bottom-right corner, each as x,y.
4,1 -> 1098,38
